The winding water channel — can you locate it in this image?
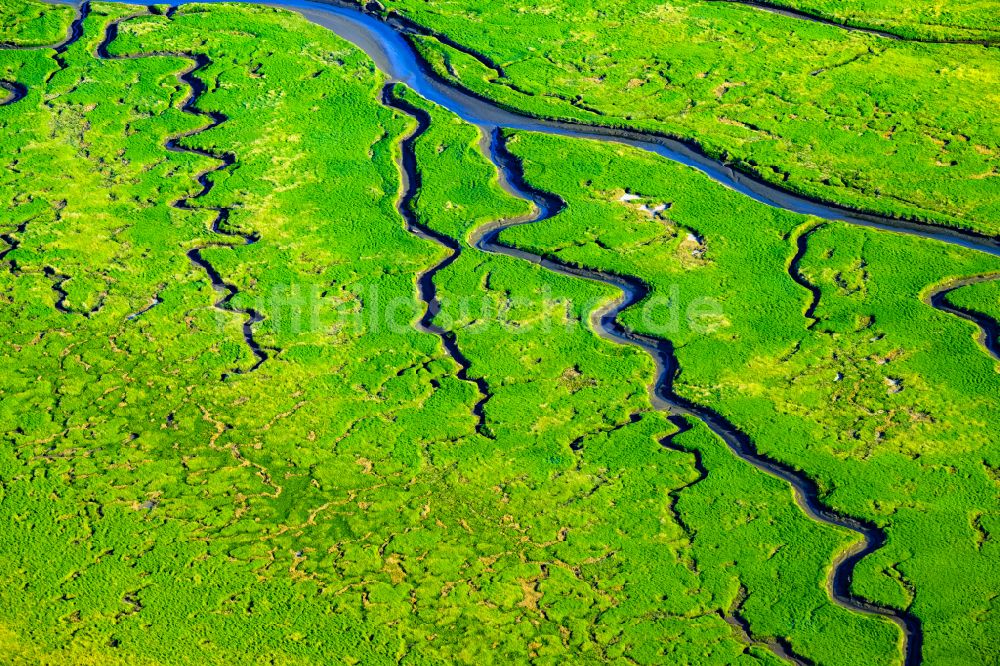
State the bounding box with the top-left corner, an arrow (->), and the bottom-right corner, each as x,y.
924,276 -> 1000,364
383,85 -> 495,439
475,130 -> 922,666
12,0 -> 1000,663
97,8 -> 269,378
194,3 -> 935,662
156,0 -> 1000,257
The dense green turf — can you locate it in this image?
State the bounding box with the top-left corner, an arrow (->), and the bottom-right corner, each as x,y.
0,0 -> 74,47
0,2 -> 865,663
363,0 -> 1000,235
499,129 -> 1000,665
1,2 -> 445,661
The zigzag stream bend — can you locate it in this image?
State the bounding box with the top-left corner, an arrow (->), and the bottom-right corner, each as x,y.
473,129 -> 921,666
95,10 -> 268,378
382,85 -> 494,439
924,276 -> 1000,364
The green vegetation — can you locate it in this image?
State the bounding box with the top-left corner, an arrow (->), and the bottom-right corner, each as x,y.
1,0 -> 999,664
0,0 -> 74,47
499,129 -> 1000,665
1,1 -> 450,661
0,2 -> 882,663
365,0 -> 1000,234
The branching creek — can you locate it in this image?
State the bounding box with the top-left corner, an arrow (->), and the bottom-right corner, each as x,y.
0,0 -> 87,107
14,0 -> 1000,662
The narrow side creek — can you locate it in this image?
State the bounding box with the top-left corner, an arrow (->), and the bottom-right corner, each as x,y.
1,1 -> 89,51
468,128 -> 921,666
45,0 -> 91,83
787,221 -> 827,330
924,276 -> 1000,364
96,9 -> 268,378
382,84 -> 495,439
0,0 -> 92,97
